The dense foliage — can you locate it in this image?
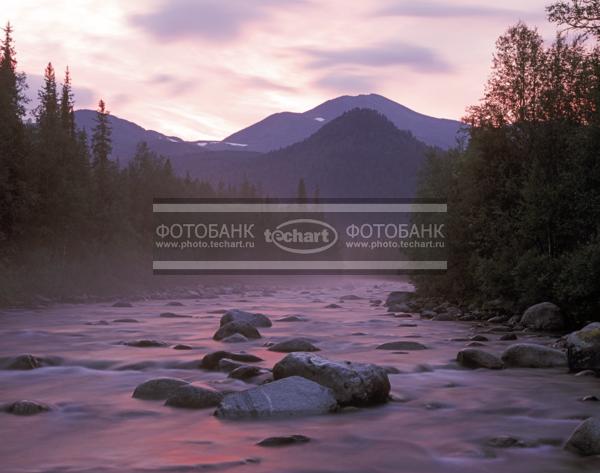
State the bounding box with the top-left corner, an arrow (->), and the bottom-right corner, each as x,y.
0,24 -> 259,304
414,10 -> 600,325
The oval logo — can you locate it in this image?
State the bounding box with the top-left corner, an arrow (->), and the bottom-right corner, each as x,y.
264,219 -> 338,254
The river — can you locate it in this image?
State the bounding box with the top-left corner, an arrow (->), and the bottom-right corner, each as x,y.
1,276 -> 598,473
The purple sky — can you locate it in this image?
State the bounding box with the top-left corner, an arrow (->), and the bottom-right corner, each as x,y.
5,0 -> 555,140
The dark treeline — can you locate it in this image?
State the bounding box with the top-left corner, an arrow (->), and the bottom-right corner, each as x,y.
415,1 -> 600,325
0,23 -> 262,304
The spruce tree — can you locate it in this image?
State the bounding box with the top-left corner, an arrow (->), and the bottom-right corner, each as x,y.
0,22 -> 27,243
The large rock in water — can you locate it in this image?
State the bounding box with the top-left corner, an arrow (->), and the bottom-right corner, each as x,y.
566,322 -> 600,373
220,309 -> 272,328
165,385 -> 223,409
520,302 -> 565,331
200,351 -> 263,370
272,353 -> 390,406
564,417 -> 600,456
385,291 -> 412,307
501,343 -> 567,368
457,348 -> 504,369
213,322 -> 261,341
132,378 -> 190,400
268,339 -> 320,353
215,376 -> 337,419
3,400 -> 50,415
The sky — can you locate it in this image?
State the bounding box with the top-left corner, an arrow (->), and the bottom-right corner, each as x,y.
3,0 -> 557,141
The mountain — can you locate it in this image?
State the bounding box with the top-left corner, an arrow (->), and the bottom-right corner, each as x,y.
173,108 -> 430,197
224,93 -> 462,151
74,110 -> 250,162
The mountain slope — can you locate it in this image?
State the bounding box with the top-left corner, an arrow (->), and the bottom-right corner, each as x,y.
174,108 -> 430,197
224,93 -> 462,152
74,110 -> 249,162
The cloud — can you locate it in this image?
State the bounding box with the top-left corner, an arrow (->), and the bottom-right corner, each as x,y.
375,1 -> 541,20
129,0 -> 304,42
301,42 -> 453,73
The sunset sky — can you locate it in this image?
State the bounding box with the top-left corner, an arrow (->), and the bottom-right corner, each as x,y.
4,0 -> 556,141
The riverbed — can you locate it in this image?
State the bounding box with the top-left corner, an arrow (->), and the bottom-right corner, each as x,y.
1,276 -> 599,473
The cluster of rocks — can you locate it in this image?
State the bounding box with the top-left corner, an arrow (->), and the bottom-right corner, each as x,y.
130,308 -> 392,421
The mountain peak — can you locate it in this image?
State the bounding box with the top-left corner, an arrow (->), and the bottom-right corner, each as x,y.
225,94 -> 461,152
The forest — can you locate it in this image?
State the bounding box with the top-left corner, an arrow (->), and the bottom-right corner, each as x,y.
415,1 -> 600,326
0,24 -> 264,303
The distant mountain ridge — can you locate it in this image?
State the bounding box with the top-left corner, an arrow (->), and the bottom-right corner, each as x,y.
74,93 -> 462,161
172,108 -> 430,197
225,93 -> 462,151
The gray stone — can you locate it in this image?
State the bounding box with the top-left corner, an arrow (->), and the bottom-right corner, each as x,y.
500,333 -> 518,341
457,348 -> 503,369
159,312 -> 192,318
273,353 -> 390,406
165,385 -> 223,409
200,351 -> 263,370
501,343 -> 567,368
4,400 -> 50,415
385,291 -> 412,307
376,341 -> 427,350
228,365 -> 263,380
124,339 -> 168,347
566,322 -> 600,373
213,322 -> 261,341
112,301 -> 132,308
257,435 -> 310,447
276,315 -> 306,322
268,339 -> 320,353
564,417 -> 600,456
132,378 -> 190,400
470,335 -> 489,342
222,333 -> 249,343
173,344 -> 193,350
220,309 -> 272,328
4,354 -> 42,370
521,302 -> 565,331
215,376 -> 337,419
113,318 -> 139,323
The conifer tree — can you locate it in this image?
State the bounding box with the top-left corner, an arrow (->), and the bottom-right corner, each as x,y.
0,22 -> 27,242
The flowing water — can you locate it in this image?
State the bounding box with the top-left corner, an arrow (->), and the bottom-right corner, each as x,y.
1,276 -> 599,473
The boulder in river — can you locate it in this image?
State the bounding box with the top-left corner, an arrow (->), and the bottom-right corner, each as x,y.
385,291 -> 412,307
159,312 -> 192,318
3,354 -> 43,370
268,339 -> 320,353
112,301 -> 133,308
213,321 -> 261,341
457,348 -> 504,369
222,333 -> 249,343
501,343 -> 567,368
273,353 -> 390,406
165,385 -> 223,409
257,435 -> 311,447
520,302 -> 565,331
123,339 -> 169,348
276,315 -> 306,322
566,322 -> 600,373
376,341 -> 427,350
215,376 -> 338,419
220,309 -> 272,328
200,351 -> 263,370
228,365 -> 263,380
564,417 -> 600,456
132,377 -> 190,400
3,400 -> 50,415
